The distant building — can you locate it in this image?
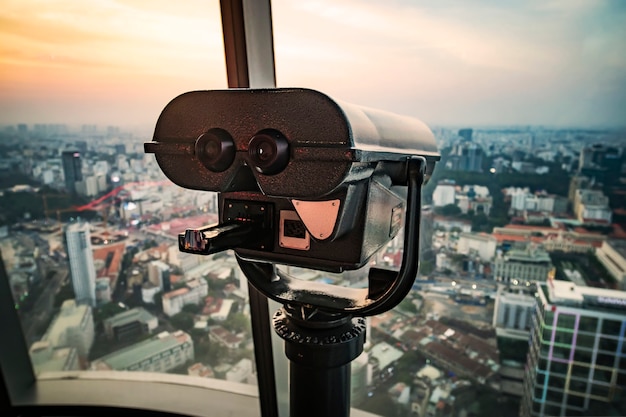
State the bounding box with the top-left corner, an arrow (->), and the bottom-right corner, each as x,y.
457,233 -> 497,262
492,224 -> 605,253
574,189 -> 612,224
520,281 -> 626,417
578,143 -> 623,186
42,300 -> 94,358
568,175 -> 591,204
447,141 -> 484,172
75,175 -> 99,197
61,150 -> 82,193
187,362 -> 214,379
225,358 -> 254,384
148,260 -> 170,291
493,247 -> 553,284
29,341 -> 79,375
456,190 -> 492,216
91,331 -> 194,372
433,216 -> 472,233
458,128 -> 473,142
351,352 -> 369,405
595,240 -> 626,290
492,285 -> 535,338
209,326 -> 244,349
433,181 -> 456,207
162,277 -> 208,317
95,277 -> 111,305
103,307 -> 158,341
65,222 -> 97,307
509,189 -> 568,214
368,342 -> 403,383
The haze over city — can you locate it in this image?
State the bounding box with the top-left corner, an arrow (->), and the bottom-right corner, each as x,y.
1,0 -> 625,128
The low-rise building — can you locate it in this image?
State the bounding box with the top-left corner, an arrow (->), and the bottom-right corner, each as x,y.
493,247 -> 553,284
225,358 -> 254,384
103,307 -> 158,341
90,331 -> 194,372
209,326 -> 244,349
187,362 -> 214,379
29,341 -> 79,375
42,299 -> 94,358
368,342 -> 403,383
162,277 -> 209,317
457,232 -> 497,261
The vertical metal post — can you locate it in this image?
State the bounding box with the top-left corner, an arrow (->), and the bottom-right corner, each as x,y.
273,307 -> 366,417
219,1 -> 279,416
0,251 -> 36,409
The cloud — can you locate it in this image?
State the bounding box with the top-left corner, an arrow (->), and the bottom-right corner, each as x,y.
0,0 -> 624,127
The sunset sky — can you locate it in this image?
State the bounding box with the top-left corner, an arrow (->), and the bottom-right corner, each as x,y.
0,0 -> 625,128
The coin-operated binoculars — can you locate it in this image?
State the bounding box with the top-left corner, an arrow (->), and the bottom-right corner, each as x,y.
145,88 -> 439,417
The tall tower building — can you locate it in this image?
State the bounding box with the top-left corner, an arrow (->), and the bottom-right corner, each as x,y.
458,128 -> 473,142
65,222 -> 96,307
520,280 -> 626,417
61,151 -> 83,193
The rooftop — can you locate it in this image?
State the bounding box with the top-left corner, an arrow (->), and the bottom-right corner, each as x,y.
43,300 -> 90,347
607,239 -> 626,258
91,331 -> 191,370
369,342 -> 403,370
503,248 -> 551,263
543,280 -> 626,311
103,307 -> 156,328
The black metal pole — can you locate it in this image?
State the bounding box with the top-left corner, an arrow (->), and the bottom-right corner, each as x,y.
220,1 -> 279,416
273,306 -> 366,417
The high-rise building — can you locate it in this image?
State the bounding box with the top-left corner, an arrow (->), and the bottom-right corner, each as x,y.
61,150 -> 83,193
447,141 -> 484,172
520,280 -> 626,417
493,284 -> 536,338
458,128 -> 473,142
148,260 -> 170,290
65,222 -> 96,307
578,144 -> 623,186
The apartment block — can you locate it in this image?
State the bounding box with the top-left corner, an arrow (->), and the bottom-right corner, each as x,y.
90,331 -> 194,372
520,280 -> 626,417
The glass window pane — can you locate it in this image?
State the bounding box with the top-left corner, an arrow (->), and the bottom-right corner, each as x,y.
0,0 -> 266,401
567,394 -> 585,408
579,316 -> 598,333
598,336 -> 618,353
554,330 -> 573,345
550,361 -> 568,375
601,319 -> 622,336
557,313 -> 576,329
577,333 -> 596,349
572,364 -> 591,379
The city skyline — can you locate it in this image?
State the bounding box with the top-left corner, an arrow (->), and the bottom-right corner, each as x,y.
0,1 -> 625,128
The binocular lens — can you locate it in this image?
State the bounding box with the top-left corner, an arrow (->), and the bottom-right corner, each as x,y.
195,129 -> 235,172
248,130 -> 290,175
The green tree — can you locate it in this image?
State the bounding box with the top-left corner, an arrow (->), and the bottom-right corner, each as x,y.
398,298 -> 418,314
170,311 -> 195,332
437,204 -> 462,217
94,302 -> 126,323
223,312 -> 250,333
206,342 -> 228,367
182,303 -> 200,314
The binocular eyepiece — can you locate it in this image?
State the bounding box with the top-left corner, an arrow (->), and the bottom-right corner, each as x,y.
145,88 -> 440,315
